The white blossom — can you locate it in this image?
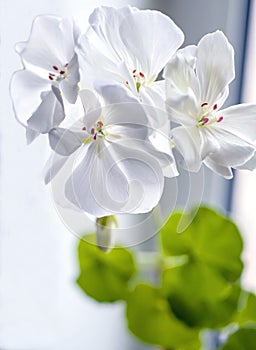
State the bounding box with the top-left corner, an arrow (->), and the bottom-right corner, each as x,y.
11,15 -> 80,143
164,31 -> 256,178
46,84 -> 174,217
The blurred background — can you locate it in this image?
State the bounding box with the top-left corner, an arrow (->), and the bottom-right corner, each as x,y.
0,0 -> 255,349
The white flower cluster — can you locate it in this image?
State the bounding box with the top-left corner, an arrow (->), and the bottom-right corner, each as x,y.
11,6 -> 256,217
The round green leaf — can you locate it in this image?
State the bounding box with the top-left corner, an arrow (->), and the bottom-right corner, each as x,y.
234,292 -> 256,325
161,207 -> 243,281
162,262 -> 240,328
222,327 -> 256,350
77,234 -> 136,302
126,284 -> 200,349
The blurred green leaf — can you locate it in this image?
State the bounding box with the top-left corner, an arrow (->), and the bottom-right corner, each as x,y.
161,207 -> 243,282
234,292 -> 256,325
77,234 -> 136,302
126,284 -> 201,349
221,327 -> 256,350
162,262 -> 240,328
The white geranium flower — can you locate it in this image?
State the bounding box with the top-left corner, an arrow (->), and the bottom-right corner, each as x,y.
47,84 -> 174,217
164,31 -> 256,178
79,6 -> 184,109
11,15 -> 80,143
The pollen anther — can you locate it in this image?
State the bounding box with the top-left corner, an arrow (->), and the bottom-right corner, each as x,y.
202,117 -> 209,125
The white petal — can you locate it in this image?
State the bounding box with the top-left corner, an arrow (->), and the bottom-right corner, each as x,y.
197,31 -> 235,106
83,7 -> 137,86
79,32 -> 128,87
96,84 -> 148,126
164,49 -> 200,97
43,152 -> 69,185
206,126 -> 255,167
27,86 -> 65,134
218,104 -> 256,142
177,45 -> 197,66
60,53 -> 80,103
199,127 -> 220,159
164,51 -> 200,123
237,152 -> 256,171
106,124 -> 148,143
89,6 -> 135,62
65,139 -> 164,216
165,86 -> 199,125
172,126 -> 202,172
48,127 -> 82,155
140,82 -> 172,130
65,142 -> 129,217
10,69 -> 50,126
79,89 -> 102,130
95,82 -> 139,106
140,80 -> 166,111
119,9 -> 184,79
26,127 -> 39,144
19,16 -> 77,71
110,143 -> 164,214
204,157 -> 233,179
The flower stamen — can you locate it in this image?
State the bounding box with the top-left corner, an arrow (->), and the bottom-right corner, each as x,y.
202,117 -> 209,125
48,63 -> 69,81
198,102 -> 224,126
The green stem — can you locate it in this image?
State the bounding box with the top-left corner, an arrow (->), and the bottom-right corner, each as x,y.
95,215 -> 118,252
135,251 -> 188,271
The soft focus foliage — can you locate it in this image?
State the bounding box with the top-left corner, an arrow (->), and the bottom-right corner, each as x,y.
77,234 -> 136,302
221,328 -> 256,350
78,208 -> 256,349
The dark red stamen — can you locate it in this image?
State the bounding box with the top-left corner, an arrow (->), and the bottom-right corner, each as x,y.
60,70 -> 65,75
91,128 -> 95,135
139,72 -> 145,78
132,69 -> 137,74
201,102 -> 208,107
125,81 -> 129,85
217,116 -> 224,123
64,63 -> 69,67
213,104 -> 218,110
53,65 -> 59,71
93,134 -> 97,140
49,76 -> 54,80
82,127 -> 86,131
202,117 -> 209,125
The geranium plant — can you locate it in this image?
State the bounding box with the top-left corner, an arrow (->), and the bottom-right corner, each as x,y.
10,5 -> 256,349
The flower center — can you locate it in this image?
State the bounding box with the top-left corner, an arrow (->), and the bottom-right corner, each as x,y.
197,102 -> 224,126
82,120 -> 105,144
48,63 -> 69,82
125,69 -> 146,92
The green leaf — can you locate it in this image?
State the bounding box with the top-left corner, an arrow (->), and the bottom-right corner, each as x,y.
162,262 -> 240,328
126,284 -> 201,349
221,327 -> 256,350
234,292 -> 256,325
77,234 -> 136,302
161,207 -> 243,282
